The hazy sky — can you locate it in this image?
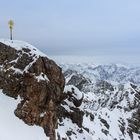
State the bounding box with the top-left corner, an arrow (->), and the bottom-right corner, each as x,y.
1,0 -> 140,57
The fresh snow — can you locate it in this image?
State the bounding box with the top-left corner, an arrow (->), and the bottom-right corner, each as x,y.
0,40 -> 50,140
0,89 -> 48,140
56,118 -> 94,140
64,85 -> 83,100
35,72 -> 49,82
0,39 -> 46,57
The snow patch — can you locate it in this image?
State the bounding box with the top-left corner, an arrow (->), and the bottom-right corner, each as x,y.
0,89 -> 48,140
64,85 -> 83,100
35,72 -> 49,82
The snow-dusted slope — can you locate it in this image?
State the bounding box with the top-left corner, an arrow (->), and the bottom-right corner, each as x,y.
0,90 -> 48,140
0,39 -> 46,57
59,63 -> 140,140
0,39 -> 47,74
0,39 -> 50,140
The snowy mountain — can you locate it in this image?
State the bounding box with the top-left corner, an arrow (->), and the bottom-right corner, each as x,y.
0,39 -> 140,140
61,63 -> 140,85
59,63 -> 140,140
0,39 -> 65,140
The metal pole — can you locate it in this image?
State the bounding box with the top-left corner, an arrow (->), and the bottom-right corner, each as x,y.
10,28 -> 12,40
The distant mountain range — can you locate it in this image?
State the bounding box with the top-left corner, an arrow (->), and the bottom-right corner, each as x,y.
59,63 -> 140,140
61,63 -> 140,84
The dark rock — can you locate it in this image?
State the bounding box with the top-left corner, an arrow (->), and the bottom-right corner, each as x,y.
66,73 -> 90,91
0,41 -> 87,140
66,90 -> 84,107
85,111 -> 94,121
96,80 -> 114,91
83,127 -> 89,133
0,43 -> 18,64
78,129 -> 83,133
69,108 -> 84,127
64,69 -> 76,77
127,87 -> 140,137
66,130 -> 76,137
101,129 -> 109,136
100,118 -> 110,129
0,42 -> 65,140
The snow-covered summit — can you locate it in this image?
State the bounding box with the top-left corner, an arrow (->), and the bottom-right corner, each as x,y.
0,39 -> 48,74
0,39 -> 46,57
0,39 -> 65,140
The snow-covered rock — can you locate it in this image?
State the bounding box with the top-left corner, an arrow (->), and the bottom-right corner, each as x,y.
60,63 -> 140,140
0,39 -> 140,140
0,39 -> 65,140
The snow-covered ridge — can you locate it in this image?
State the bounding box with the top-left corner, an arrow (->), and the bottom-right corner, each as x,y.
59,63 -> 140,140
61,63 -> 140,84
0,39 -> 64,140
0,39 -> 46,57
0,39 -> 48,74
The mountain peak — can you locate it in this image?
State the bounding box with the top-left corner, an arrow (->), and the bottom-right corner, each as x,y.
0,40 -> 65,139
0,39 -> 46,57
0,40 -> 88,140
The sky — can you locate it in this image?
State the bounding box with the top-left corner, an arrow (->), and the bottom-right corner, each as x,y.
0,0 -> 140,60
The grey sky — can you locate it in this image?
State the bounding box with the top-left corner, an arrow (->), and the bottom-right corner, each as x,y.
1,0 -> 140,57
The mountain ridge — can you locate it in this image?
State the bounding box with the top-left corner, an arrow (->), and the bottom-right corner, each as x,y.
0,39 -> 140,140
61,63 -> 140,140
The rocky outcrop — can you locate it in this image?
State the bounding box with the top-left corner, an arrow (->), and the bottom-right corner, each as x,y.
0,41 -> 65,140
0,40 -> 86,140
64,69 -> 91,91
127,85 -> 140,139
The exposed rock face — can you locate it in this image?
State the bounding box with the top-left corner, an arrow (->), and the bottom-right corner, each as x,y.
127,85 -> 140,139
0,40 -> 86,140
0,41 -> 66,140
64,69 -> 91,91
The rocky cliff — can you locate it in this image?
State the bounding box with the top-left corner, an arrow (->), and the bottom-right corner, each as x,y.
0,40 -> 84,140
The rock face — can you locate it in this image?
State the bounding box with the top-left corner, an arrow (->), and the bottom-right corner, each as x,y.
0,40 -> 85,140
0,40 -> 66,140
64,69 -> 91,91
